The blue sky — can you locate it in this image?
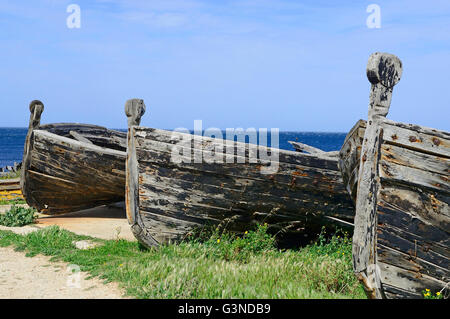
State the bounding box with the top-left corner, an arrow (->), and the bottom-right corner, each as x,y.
0,0 -> 449,131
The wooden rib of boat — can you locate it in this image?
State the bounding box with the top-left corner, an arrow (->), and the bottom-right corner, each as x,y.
124,99 -> 355,248
339,52 -> 449,299
289,141 -> 340,158
21,100 -> 128,214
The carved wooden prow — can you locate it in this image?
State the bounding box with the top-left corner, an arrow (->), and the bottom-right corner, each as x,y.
28,100 -> 44,130
366,52 -> 402,120
124,98 -> 158,248
21,100 -> 45,205
125,98 -> 146,128
352,53 -> 402,299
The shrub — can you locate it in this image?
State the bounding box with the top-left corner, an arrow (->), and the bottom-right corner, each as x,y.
190,223 -> 277,263
0,205 -> 37,227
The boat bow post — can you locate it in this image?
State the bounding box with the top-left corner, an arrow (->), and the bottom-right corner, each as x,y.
21,100 -> 44,207
125,98 -> 159,247
353,52 -> 403,298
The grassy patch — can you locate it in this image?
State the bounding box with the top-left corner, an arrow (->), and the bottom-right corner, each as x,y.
0,199 -> 26,206
0,170 -> 21,180
0,205 -> 36,227
0,225 -> 366,299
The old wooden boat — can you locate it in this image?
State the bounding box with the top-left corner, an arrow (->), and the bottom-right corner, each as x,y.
339,53 -> 449,299
21,100 -> 128,214
124,99 -> 355,248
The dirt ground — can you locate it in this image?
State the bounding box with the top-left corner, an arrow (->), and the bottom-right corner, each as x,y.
0,246 -> 126,299
0,202 -> 135,299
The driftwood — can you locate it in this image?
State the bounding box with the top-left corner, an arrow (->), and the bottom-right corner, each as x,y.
125,99 -> 355,248
21,100 -> 128,214
339,52 -> 449,299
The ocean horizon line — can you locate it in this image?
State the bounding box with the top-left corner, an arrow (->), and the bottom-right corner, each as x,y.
0,127 -> 348,134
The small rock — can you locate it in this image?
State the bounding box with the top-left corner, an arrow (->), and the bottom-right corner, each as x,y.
72,240 -> 101,250
0,225 -> 40,235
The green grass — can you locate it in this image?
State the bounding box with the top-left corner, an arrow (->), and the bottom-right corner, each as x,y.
0,205 -> 37,226
0,199 -> 26,206
0,225 -> 366,299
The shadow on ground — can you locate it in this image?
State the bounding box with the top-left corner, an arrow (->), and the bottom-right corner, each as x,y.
36,202 -> 136,241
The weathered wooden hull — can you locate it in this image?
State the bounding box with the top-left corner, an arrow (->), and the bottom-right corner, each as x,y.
124,100 -> 355,248
21,101 -> 127,215
341,53 -> 449,299
338,120 -> 366,203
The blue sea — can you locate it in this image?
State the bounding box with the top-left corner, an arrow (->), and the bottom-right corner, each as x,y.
0,128 -> 346,168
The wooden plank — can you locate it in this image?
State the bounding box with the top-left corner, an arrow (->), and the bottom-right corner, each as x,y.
0,184 -> 22,191
382,284 -> 422,299
382,121 -> 450,158
39,123 -> 127,151
378,262 -> 446,297
140,208 -> 200,244
69,130 -> 93,144
0,178 -> 21,185
134,127 -> 340,171
77,134 -> 127,151
381,144 -> 449,176
289,141 -> 340,158
379,183 -> 450,231
34,130 -> 126,158
377,244 -> 449,287
377,215 -> 450,270
379,158 -> 450,194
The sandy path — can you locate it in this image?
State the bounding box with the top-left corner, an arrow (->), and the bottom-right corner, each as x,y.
0,247 -> 126,299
